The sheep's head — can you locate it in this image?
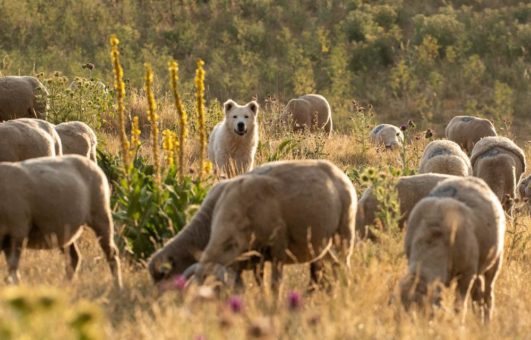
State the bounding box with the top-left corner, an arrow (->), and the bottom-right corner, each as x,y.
147,247 -> 199,284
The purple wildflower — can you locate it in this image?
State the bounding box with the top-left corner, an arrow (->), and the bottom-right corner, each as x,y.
228,295 -> 243,313
173,275 -> 187,291
400,124 -> 407,131
287,291 -> 302,310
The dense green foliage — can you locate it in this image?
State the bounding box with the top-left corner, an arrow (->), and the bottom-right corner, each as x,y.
1,0 -> 529,135
97,151 -> 209,260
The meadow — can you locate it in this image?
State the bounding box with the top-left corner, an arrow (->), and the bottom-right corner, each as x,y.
0,1 -> 530,339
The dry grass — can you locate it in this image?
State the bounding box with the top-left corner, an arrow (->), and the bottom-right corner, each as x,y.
3,121 -> 530,339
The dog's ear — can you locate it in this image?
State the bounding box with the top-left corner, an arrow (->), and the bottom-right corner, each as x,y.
224,99 -> 236,115
247,101 -> 259,116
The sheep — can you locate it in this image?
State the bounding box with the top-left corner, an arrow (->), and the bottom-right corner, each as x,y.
281,94 -> 333,135
400,176 -> 505,321
15,118 -> 63,156
55,121 -> 97,163
0,155 -> 122,288
369,124 -> 404,150
470,136 -> 526,211
182,159 -> 356,292
445,115 -> 497,154
0,76 -> 49,121
517,174 -> 531,203
418,140 -> 472,176
356,173 -> 457,240
0,120 -> 56,162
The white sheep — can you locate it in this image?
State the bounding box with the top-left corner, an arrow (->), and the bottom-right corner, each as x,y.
369,124 -> 404,150
400,176 -> 505,321
0,120 -> 56,162
15,118 -> 63,156
418,139 -> 472,176
0,76 -> 49,121
55,121 -> 97,162
0,155 -> 122,288
470,136 -> 526,211
445,115 -> 497,154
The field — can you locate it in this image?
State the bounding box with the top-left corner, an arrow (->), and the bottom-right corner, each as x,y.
1,1 -> 531,339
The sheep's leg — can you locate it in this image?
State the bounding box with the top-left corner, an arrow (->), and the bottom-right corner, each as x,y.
2,237 -> 23,285
456,274 -> 476,319
470,275 -> 486,321
482,258 -> 502,322
63,242 -> 81,280
91,214 -> 123,289
270,260 -> 283,297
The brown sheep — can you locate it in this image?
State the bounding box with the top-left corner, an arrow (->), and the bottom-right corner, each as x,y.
369,124 -> 404,150
15,118 -> 63,156
418,140 -> 472,176
0,120 -> 56,162
470,136 -> 526,211
400,177 -> 505,321
281,94 -> 333,135
183,160 -> 356,292
356,173 -> 457,240
445,115 -> 497,154
55,121 -> 98,163
0,76 -> 49,121
517,174 -> 531,203
0,155 -> 122,288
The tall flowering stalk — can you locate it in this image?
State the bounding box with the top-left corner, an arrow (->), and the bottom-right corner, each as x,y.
168,60 -> 188,180
162,129 -> 176,168
195,59 -> 207,179
110,35 -> 130,168
130,116 -> 141,150
144,63 -> 161,186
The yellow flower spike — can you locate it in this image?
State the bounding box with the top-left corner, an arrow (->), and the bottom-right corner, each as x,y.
195,59 -> 206,180
162,129 -> 176,168
130,116 -> 141,148
109,34 -> 130,168
144,63 -> 161,186
168,60 -> 188,180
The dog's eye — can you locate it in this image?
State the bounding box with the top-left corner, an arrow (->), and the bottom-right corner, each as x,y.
233,115 -> 237,119
244,115 -> 249,119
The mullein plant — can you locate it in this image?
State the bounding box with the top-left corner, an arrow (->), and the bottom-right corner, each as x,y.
168,60 -> 188,181
194,59 -> 211,179
109,35 -> 130,169
162,129 -> 177,168
144,63 -> 161,186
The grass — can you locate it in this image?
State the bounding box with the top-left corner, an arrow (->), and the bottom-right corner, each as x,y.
4,120 -> 531,338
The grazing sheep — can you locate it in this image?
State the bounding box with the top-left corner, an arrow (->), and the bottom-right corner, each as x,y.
0,76 -> 49,121
183,160 -> 356,292
208,100 -> 259,176
0,120 -> 56,162
0,155 -> 122,288
55,121 -> 97,163
445,115 -> 497,154
369,124 -> 404,150
15,118 -> 63,156
470,136 -> 526,211
418,140 -> 472,176
400,177 -> 505,321
356,173 -> 457,239
517,174 -> 531,203
281,94 -> 333,135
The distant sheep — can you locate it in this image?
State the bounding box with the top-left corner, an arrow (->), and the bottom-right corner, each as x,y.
356,173 -> 456,239
445,115 -> 497,154
470,136 -> 526,211
16,118 -> 63,156
0,155 -> 122,288
182,160 -> 356,292
0,76 -> 49,121
281,94 -> 333,135
369,124 -> 403,150
418,140 -> 472,176
517,174 -> 531,203
55,121 -> 97,162
0,120 -> 55,162
400,177 -> 505,321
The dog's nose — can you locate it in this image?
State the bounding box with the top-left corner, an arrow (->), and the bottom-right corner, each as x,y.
237,122 -> 245,131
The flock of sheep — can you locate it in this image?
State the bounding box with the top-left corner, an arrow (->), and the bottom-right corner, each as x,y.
0,75 -> 530,322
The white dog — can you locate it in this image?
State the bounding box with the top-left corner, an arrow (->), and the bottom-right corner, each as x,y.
208,99 -> 259,176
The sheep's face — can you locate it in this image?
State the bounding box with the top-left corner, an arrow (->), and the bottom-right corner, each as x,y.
148,247 -> 196,284
400,273 -> 443,311
224,99 -> 259,137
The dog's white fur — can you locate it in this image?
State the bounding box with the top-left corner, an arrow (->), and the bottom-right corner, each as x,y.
208,99 -> 259,176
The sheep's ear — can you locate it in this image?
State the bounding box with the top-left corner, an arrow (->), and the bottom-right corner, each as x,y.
224,99 -> 236,115
247,101 -> 259,115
